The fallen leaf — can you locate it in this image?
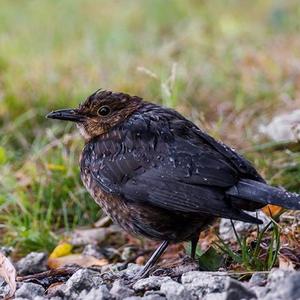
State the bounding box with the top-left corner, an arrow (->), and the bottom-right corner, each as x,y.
48,255 -> 108,269
279,256 -> 295,270
262,204 -> 283,217
0,252 -> 16,299
49,243 -> 73,259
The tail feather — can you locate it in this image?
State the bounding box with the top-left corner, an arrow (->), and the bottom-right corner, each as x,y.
226,179 -> 300,210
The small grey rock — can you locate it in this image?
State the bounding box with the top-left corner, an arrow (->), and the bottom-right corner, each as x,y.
15,282 -> 45,299
16,252 -> 48,275
78,285 -> 111,300
143,291 -> 167,300
63,268 -> 104,297
133,276 -> 172,292
266,268 -> 294,289
82,244 -> 105,259
252,286 -> 268,299
204,292 -> 227,300
121,246 -> 139,261
224,278 -> 257,300
119,263 -> 143,277
0,278 -> 10,299
160,281 -> 194,300
219,211 -> 270,241
110,279 -> 134,300
263,270 -> 300,300
101,262 -> 127,274
0,246 -> 14,256
181,271 -> 229,298
249,272 -> 268,287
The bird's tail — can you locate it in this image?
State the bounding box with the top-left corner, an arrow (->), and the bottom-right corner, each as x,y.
226,179 -> 300,210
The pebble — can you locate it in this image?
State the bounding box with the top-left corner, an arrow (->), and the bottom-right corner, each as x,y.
160,280 -> 194,300
78,285 -> 111,300
262,269 -> 300,300
133,276 -> 173,292
181,271 -> 229,298
110,279 -> 135,299
14,282 -> 45,299
82,244 -> 105,259
62,268 -> 104,298
15,252 -> 48,276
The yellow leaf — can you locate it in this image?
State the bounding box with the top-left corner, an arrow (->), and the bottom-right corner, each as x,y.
49,243 -> 73,259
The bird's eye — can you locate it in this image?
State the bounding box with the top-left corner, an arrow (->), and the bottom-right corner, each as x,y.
97,105 -> 111,116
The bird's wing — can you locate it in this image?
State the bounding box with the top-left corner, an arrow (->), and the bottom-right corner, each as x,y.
85,125 -> 260,223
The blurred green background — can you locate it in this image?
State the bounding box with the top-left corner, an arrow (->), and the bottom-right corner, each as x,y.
1,0 -> 300,253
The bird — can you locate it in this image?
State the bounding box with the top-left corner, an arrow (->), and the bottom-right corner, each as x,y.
47,89 -> 300,278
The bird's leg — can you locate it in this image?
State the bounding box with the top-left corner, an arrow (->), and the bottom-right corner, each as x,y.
137,240 -> 169,279
190,233 -> 200,260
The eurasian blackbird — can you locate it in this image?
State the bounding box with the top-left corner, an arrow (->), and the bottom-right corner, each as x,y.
47,89 -> 300,277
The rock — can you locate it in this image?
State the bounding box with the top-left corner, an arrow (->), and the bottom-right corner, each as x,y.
133,276 -> 172,292
219,211 -> 270,241
119,263 -> 143,278
249,272 -> 268,287
82,244 -> 105,259
258,110 -> 300,142
16,252 -> 48,275
252,286 -> 268,299
0,278 -> 10,299
121,246 -> 138,261
63,268 -> 104,298
15,282 -> 45,299
143,291 -> 167,300
266,268 -> 294,289
181,271 -> 229,298
78,285 -> 111,300
224,278 -> 257,300
101,262 -> 127,274
262,270 -> 300,300
204,293 -> 227,300
0,246 -> 14,256
110,280 -> 135,299
160,281 -> 194,300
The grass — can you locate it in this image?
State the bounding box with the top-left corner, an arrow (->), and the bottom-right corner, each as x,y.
0,0 -> 299,267
215,219 -> 281,272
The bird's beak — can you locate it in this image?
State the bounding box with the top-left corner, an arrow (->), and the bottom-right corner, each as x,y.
46,109 -> 86,123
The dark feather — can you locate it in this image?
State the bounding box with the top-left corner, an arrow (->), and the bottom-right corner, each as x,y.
82,103 -> 264,224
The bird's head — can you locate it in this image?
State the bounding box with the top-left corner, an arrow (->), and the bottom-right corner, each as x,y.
46,89 -> 143,141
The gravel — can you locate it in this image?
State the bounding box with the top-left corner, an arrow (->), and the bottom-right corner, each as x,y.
9,251 -> 300,300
